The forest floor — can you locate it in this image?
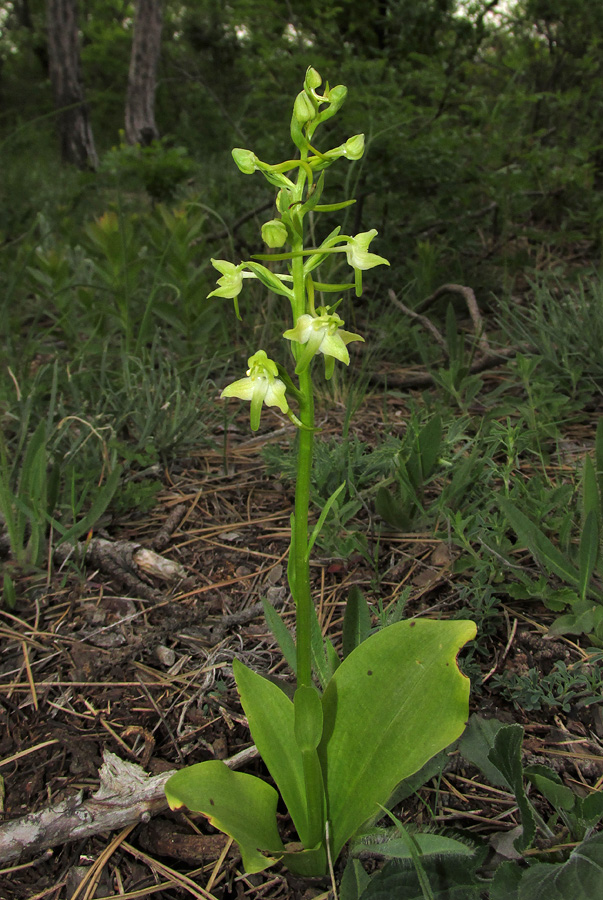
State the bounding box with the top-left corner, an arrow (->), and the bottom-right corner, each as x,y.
1,383 -> 602,900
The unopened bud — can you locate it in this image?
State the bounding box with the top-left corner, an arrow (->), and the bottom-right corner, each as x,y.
342,134 -> 365,160
261,218 -> 288,248
305,67 -> 322,90
232,148 -> 258,174
293,91 -> 315,126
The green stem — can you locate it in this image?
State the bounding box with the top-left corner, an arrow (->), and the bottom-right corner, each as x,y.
288,158 -> 316,692
289,155 -> 324,852
294,368 -> 314,689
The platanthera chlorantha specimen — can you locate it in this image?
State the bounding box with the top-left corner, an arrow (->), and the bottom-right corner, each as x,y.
165,67 -> 476,878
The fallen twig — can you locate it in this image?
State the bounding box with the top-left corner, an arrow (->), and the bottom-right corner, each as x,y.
0,746 -> 258,864
53,537 -> 187,601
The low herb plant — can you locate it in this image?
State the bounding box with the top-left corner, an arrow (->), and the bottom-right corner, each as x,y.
490,656 -> 603,714
499,419 -> 603,641
165,68 -> 476,879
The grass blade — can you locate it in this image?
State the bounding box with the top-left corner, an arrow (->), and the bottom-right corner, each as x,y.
499,498 -> 580,587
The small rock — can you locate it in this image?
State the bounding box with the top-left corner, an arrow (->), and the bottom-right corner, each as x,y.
156,644 -> 176,667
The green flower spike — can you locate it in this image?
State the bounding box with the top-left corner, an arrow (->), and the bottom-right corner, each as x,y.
221,350 -> 289,432
283,308 -> 364,379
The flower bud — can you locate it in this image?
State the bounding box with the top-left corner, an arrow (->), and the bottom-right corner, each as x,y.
342,134 -> 365,160
326,84 -> 347,112
304,67 -> 322,91
293,90 -> 315,126
232,148 -> 258,174
261,218 -> 288,248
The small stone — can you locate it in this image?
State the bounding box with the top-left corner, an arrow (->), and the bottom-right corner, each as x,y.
156,645 -> 176,667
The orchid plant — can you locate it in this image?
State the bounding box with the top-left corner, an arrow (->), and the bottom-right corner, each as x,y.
165,67 -> 476,879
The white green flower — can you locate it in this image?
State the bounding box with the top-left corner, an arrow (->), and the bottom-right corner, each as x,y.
207,259 -> 257,318
283,309 -> 364,378
207,259 -> 245,300
344,229 -> 389,270
221,350 -> 289,431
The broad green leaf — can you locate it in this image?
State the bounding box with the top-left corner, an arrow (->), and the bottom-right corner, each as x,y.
318,618 -> 476,861
578,509 -> 599,600
499,498 -> 580,587
487,724 -> 535,851
342,586 -> 372,658
164,760 -> 284,874
233,660 -> 312,854
279,843 -> 330,877
518,831 -> 603,900
294,687 -> 327,853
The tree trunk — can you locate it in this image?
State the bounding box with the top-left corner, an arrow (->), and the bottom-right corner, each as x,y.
46,0 -> 98,170
125,0 -> 163,146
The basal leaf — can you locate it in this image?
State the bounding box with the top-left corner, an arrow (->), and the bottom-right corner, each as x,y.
165,760 -> 284,874
233,660 -> 315,856
318,619 -> 476,861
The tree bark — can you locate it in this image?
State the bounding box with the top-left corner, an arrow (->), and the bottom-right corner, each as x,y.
46,0 -> 98,169
125,0 -> 163,146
